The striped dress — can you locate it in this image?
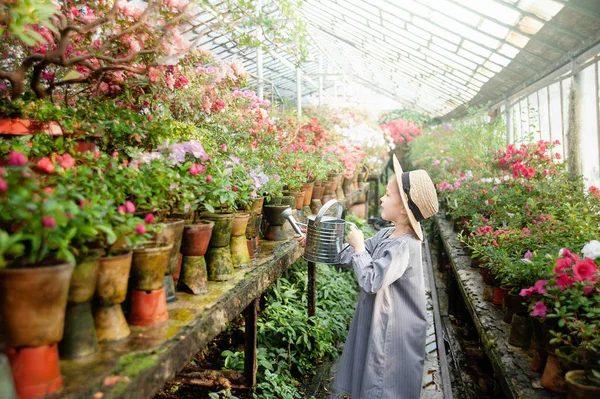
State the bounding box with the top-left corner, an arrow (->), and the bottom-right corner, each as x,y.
331,227 -> 426,399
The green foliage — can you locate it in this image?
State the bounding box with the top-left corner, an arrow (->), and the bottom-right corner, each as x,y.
0,0 -> 58,46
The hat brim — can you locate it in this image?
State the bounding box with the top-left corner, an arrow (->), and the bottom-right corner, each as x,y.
393,155 -> 423,241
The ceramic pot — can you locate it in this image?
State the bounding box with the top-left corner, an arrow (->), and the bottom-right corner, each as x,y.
68,256 -> 101,303
95,250 -> 132,306
312,185 -> 325,201
0,263 -> 73,347
205,246 -> 234,281
250,197 -> 265,214
508,314 -> 532,348
231,235 -> 251,268
565,370 -> 600,399
301,182 -> 314,206
128,287 -> 169,326
181,221 -> 214,256
178,255 -> 210,295
154,218 -> 185,275
541,354 -> 568,392
93,304 -> 130,342
130,241 -> 173,291
232,212 -> 250,237
198,212 -> 235,248
59,301 -> 98,359
6,344 -> 62,399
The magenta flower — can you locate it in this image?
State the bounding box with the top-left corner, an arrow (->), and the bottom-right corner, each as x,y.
144,213 -> 155,224
519,287 -> 534,297
573,258 -> 599,281
531,301 -> 547,317
555,273 -> 574,290
523,250 -> 533,259
8,150 -> 27,166
189,164 -> 205,176
0,178 -> 7,192
125,201 -> 135,214
57,153 -> 76,169
206,175 -> 213,183
533,279 -> 548,294
117,205 -> 126,215
42,216 -> 56,228
135,223 -> 146,235
220,144 -> 227,152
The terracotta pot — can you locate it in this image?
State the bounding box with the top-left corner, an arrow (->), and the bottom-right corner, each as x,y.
280,195 -> 296,209
503,290 -> 528,324
93,304 -> 130,342
493,286 -> 509,306
68,256 -> 101,303
181,221 -> 214,256
95,251 -> 132,306
508,314 -> 532,348
178,255 -> 210,295
342,177 -> 354,196
231,235 -> 251,268
530,317 -> 548,372
59,301 -> 98,359
170,210 -> 195,225
6,344 -> 62,399
198,212 -> 235,248
247,239 -> 256,261
565,370 -> 600,399
312,185 -> 325,201
172,253 -> 183,281
128,287 -> 169,326
479,267 -> 497,286
541,354 -> 568,392
349,203 -> 367,219
322,193 -> 336,204
310,199 -> 323,214
0,354 -> 18,399
301,182 -> 314,206
250,197 -> 265,214
232,212 -> 250,237
130,241 -> 173,291
153,218 -> 185,275
0,263 -> 73,347
0,118 -> 62,136
205,246 -> 234,281
245,213 -> 258,239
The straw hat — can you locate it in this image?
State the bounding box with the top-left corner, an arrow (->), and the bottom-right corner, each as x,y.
392,155 -> 439,241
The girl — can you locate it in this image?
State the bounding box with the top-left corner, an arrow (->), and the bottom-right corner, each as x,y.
302,155 -> 438,398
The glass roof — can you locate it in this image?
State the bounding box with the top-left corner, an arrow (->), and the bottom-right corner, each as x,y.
198,0 -> 600,117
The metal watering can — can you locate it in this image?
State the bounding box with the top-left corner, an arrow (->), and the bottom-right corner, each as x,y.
282,199 -> 357,264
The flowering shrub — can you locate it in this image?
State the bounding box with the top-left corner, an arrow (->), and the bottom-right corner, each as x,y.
380,118 -> 421,146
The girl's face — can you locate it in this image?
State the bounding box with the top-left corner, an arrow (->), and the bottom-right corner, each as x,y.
380,178 -> 406,222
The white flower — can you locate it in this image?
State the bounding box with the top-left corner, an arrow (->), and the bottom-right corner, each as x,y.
581,240 -> 600,260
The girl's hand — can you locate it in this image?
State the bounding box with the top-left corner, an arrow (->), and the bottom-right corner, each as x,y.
347,225 -> 365,253
295,226 -> 307,247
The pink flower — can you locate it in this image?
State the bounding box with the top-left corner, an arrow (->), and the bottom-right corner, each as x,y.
0,178 -> 6,192
57,153 -> 76,169
520,287 -> 534,297
112,151 -> 119,158
555,257 -> 572,273
206,175 -> 213,183
118,205 -> 126,215
532,301 -> 547,317
125,201 -> 135,214
220,144 -> 227,152
36,157 -> 55,174
523,250 -> 533,259
432,159 -> 440,166
555,273 -> 574,290
189,164 -> 205,176
144,213 -> 155,224
42,216 -> 56,228
533,279 -> 548,294
135,223 -> 146,235
8,150 -> 28,166
573,258 -> 599,281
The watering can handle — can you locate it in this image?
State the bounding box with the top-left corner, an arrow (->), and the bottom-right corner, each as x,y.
314,199 -> 343,228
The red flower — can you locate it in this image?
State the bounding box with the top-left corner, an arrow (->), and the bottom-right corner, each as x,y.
144,213 -> 155,224
42,216 -> 56,228
135,223 -> 146,235
57,153 -> 76,169
555,257 -> 572,273
555,273 -> 574,290
8,150 -> 27,166
573,258 -> 599,281
37,157 -> 55,174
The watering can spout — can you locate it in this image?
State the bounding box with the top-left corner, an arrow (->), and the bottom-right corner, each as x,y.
280,207 -> 305,238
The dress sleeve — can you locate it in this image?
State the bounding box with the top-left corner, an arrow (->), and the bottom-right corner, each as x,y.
336,228 -> 384,268
351,240 -> 409,294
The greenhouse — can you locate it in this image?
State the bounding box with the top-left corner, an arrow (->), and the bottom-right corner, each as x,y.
0,0 -> 599,398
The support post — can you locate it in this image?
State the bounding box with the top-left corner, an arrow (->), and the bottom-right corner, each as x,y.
296,66 -> 302,118
243,298 -> 259,388
318,54 -> 323,107
307,261 -> 316,318
505,97 -> 513,145
567,60 -> 583,180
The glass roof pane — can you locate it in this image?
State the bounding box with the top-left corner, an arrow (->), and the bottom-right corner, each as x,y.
518,0 -> 564,21
480,19 -> 511,39
406,23 -> 433,41
458,49 -> 486,64
484,60 -> 503,73
506,30 -> 530,48
497,43 -> 520,58
454,0 -> 521,25
412,17 -> 461,44
462,40 -> 493,58
518,16 -> 545,35
489,52 -> 512,66
432,37 -> 459,53
427,1 -> 481,26
377,2 -> 412,21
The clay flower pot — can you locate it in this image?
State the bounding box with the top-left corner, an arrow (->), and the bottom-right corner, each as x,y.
565,370 -> 600,399
130,241 -> 173,291
181,220 -> 214,256
128,287 -> 169,326
95,250 -> 133,306
0,263 -> 73,347
199,212 -> 235,248
68,255 -> 101,303
301,182 -> 314,206
153,218 -> 185,275
6,344 -> 63,399
250,197 -> 265,214
232,212 -> 250,237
